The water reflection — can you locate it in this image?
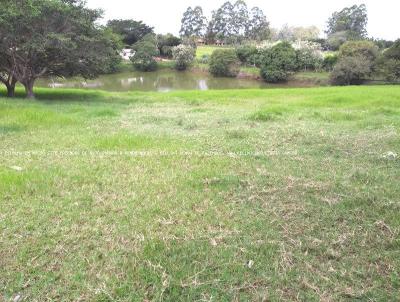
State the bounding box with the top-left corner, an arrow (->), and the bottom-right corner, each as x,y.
37,69 -> 312,92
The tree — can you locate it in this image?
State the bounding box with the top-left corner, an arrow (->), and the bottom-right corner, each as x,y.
235,45 -> 258,65
179,6 -> 207,37
210,2 -> 235,41
339,41 -> 379,62
0,55 -> 17,97
209,49 -> 240,77
130,34 -> 159,71
378,39 -> 400,81
330,56 -> 371,85
277,24 -> 295,41
292,26 -> 320,41
246,7 -> 270,41
232,0 -> 249,37
326,4 -> 368,48
107,19 -> 154,46
172,45 -> 195,71
330,41 -> 378,85
0,0 -> 122,99
259,42 -> 297,83
157,34 -> 181,58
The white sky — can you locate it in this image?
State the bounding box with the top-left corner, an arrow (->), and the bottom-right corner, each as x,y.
86,0 -> 399,40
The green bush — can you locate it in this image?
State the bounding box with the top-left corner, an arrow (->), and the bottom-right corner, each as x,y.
339,41 -> 379,62
235,45 -> 258,65
323,54 -> 338,71
130,34 -> 159,71
209,49 -> 240,77
172,45 -> 195,71
260,66 -> 288,83
157,34 -> 181,58
330,56 -> 371,85
296,48 -> 323,71
330,40 -> 379,85
259,42 -> 297,83
199,54 -> 210,64
379,40 -> 400,81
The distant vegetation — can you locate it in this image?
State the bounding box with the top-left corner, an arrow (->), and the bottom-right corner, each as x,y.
0,0 -> 399,99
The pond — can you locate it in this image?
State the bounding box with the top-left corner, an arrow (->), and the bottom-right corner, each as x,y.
36,69 -> 315,92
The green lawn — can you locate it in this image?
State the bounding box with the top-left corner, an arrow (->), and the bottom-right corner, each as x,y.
1,86 -> 400,301
196,45 -> 233,58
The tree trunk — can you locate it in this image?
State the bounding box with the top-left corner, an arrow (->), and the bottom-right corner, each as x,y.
6,78 -> 17,98
24,80 -> 35,99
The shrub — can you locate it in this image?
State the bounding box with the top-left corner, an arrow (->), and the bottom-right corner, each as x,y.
235,45 -> 258,65
258,42 -> 297,83
323,54 -> 338,71
330,56 -> 371,85
329,40 -> 379,85
327,31 -> 348,50
296,48 -> 323,71
161,46 -> 173,58
157,34 -> 181,58
130,34 -> 159,71
260,66 -> 288,83
339,41 -> 379,62
172,45 -> 195,71
199,54 -> 210,64
209,49 -> 240,77
379,40 -> 400,81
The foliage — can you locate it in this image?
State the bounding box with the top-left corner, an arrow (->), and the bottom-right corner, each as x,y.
172,45 -> 196,71
371,38 -> 395,50
323,54 -> 339,71
260,66 -> 288,82
199,54 -> 210,64
246,7 -> 270,41
157,34 -> 181,58
339,41 -> 379,62
182,36 -> 198,50
180,6 -> 207,37
378,40 -> 400,81
330,41 -> 379,85
107,19 -> 154,46
130,34 -> 159,71
258,42 -> 297,82
0,0 -> 122,98
207,1 -> 269,44
326,31 -> 350,51
209,49 -> 240,77
296,48 -> 323,71
235,45 -> 258,65
330,56 -> 371,85
326,4 -> 368,39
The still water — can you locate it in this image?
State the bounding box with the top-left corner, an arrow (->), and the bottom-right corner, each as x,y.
36,70 -> 311,92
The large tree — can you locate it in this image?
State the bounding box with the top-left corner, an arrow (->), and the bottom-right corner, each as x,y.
0,56 -> 17,97
107,19 -> 154,46
326,4 -> 368,40
0,0 -> 122,98
246,7 -> 270,41
179,6 -> 207,37
208,1 -> 269,43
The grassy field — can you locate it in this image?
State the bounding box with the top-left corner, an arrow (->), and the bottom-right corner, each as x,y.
196,45 -> 233,58
1,86 -> 400,301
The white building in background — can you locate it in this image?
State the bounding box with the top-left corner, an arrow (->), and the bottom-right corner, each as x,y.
121,49 -> 134,61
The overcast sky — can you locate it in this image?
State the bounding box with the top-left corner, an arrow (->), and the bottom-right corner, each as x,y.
86,0 -> 399,40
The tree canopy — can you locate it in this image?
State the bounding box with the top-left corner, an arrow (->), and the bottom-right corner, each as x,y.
181,1 -> 270,44
0,0 -> 122,98
179,6 -> 207,37
326,4 -> 368,40
107,19 -> 154,46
